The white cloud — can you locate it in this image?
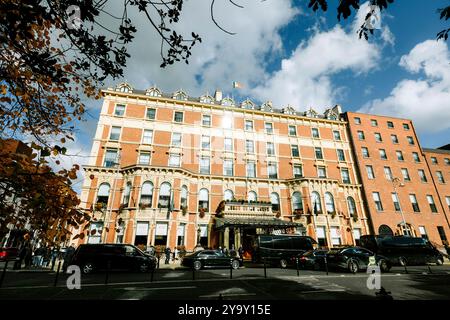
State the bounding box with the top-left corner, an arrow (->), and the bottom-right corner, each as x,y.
250,1 -> 390,111
99,0 -> 299,97
359,40 -> 450,133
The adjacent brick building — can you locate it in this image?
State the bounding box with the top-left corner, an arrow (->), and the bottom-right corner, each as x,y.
344,112 -> 450,246
76,83 -> 370,252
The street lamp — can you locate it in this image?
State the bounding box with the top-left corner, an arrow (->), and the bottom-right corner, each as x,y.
392,177 -> 407,235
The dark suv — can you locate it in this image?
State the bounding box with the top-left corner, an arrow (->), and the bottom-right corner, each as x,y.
70,244 -> 157,274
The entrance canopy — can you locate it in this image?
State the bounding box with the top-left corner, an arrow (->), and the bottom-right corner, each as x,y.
215,217 -> 305,231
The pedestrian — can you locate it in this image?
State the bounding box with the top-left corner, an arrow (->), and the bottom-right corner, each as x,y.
173,247 -> 178,261
63,244 -> 76,272
223,247 -> 228,256
15,243 -> 28,270
24,243 -> 32,268
229,244 -> 236,257
238,245 -> 244,260
50,247 -> 58,270
164,247 -> 171,264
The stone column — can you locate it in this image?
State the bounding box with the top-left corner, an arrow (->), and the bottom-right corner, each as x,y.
224,227 -> 230,249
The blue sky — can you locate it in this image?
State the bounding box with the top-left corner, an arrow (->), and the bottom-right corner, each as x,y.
65,0 -> 450,192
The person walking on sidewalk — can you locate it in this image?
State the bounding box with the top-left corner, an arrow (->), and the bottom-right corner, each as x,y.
164,247 -> 171,264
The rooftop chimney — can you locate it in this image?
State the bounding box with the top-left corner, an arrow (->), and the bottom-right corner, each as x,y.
214,90 -> 222,102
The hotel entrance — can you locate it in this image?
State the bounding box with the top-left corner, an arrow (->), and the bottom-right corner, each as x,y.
214,200 -> 304,260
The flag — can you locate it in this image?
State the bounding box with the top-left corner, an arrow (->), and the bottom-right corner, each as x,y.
232,81 -> 244,89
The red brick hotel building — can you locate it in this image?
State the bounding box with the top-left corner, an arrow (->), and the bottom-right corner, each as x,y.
75,83 -> 450,251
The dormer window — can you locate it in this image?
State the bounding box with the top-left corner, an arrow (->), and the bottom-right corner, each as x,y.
146,87 -> 161,97
221,97 -> 235,107
200,95 -> 214,104
173,90 -> 188,101
261,101 -> 273,112
116,83 -> 132,93
305,108 -> 318,118
282,106 -> 295,115
241,99 -> 255,110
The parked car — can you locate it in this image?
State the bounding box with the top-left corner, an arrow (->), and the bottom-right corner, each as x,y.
181,250 -> 242,270
360,235 -> 444,266
252,235 -> 318,268
294,249 -> 328,270
325,247 -> 391,273
0,247 -> 19,262
70,244 -> 157,274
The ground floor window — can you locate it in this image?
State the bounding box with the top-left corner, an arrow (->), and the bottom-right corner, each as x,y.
88,222 -> 103,244
199,225 -> 208,247
134,222 -> 149,247
116,222 -> 125,243
154,222 -> 168,246
437,226 -> 448,245
418,226 -> 428,240
315,226 -> 327,247
330,227 -> 341,246
177,223 -> 186,246
353,228 -> 361,246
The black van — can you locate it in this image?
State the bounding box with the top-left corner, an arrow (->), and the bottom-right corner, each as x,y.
253,235 -> 317,268
70,244 -> 157,274
359,235 -> 444,266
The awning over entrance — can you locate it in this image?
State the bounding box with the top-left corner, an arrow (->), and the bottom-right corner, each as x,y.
215,217 -> 305,231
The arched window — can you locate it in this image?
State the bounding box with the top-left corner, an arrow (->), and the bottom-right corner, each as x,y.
292,192 -> 303,211
140,181 -> 154,207
224,189 -> 234,201
248,191 -> 257,202
181,185 -> 188,209
173,90 -> 187,101
97,183 -> 110,205
123,182 -> 132,207
311,192 -> 322,214
221,97 -> 235,107
200,95 -> 214,104
198,188 -> 209,212
347,197 -> 357,217
325,192 -> 335,213
158,182 -> 171,208
271,192 -> 280,212
146,87 -> 161,97
241,99 -> 255,110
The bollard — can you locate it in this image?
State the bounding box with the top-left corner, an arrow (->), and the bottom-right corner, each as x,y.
230,261 -> 233,279
428,264 -> 432,274
324,256 -> 329,276
53,261 -> 61,287
105,260 -> 111,285
150,267 -> 154,282
263,257 -> 267,278
296,257 -> 300,277
157,256 -> 160,270
0,259 -> 9,288
192,267 -> 195,280
403,262 -> 408,274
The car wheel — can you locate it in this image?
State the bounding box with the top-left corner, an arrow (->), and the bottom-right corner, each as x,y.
348,259 -> 359,273
378,259 -> 390,273
82,262 -> 94,274
436,257 -> 444,266
193,261 -> 202,271
280,259 -> 288,269
231,260 -> 240,270
399,257 -> 407,266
